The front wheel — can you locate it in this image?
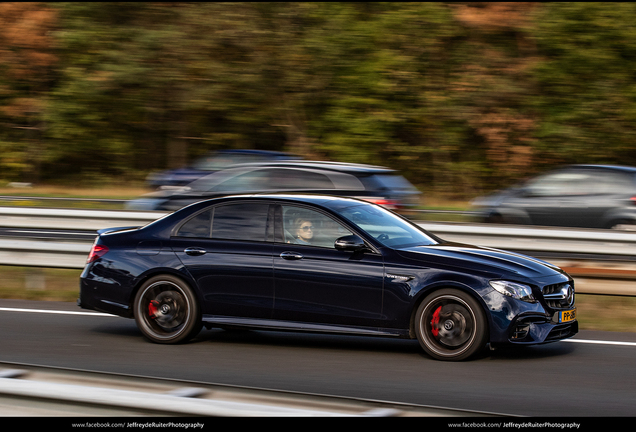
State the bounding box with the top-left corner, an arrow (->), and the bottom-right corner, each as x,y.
607,219 -> 635,230
415,289 -> 488,361
134,275 -> 202,344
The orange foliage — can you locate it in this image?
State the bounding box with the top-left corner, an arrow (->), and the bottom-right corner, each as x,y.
0,2 -> 58,80
453,2 -> 538,31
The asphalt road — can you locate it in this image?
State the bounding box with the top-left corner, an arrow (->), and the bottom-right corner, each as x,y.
1,299 -> 635,417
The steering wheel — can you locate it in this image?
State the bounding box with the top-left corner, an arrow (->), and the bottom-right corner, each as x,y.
377,233 -> 389,242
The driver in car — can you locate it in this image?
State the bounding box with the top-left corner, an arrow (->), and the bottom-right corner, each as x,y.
292,218 -> 314,245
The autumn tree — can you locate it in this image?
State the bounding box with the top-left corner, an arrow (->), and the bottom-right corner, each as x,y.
0,2 -> 58,182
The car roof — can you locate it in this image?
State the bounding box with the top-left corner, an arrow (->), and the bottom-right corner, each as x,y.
179,193 -> 371,214
220,160 -> 396,174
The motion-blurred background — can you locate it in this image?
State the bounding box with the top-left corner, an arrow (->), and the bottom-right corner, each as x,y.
3,2 -> 636,200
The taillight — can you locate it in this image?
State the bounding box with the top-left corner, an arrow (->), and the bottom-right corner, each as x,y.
363,198 -> 400,210
631,197 -> 636,205
87,243 -> 109,263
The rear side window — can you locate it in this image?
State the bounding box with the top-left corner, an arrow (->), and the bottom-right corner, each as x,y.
208,170 -> 269,192
211,203 -> 270,241
176,203 -> 270,241
265,169 -> 335,190
589,170 -> 635,194
176,210 -> 212,238
525,169 -> 634,196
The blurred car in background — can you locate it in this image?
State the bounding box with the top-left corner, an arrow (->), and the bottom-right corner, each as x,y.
146,149 -> 300,188
128,160 -> 422,213
472,164 -> 636,229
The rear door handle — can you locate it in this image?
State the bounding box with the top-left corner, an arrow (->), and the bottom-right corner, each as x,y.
184,247 -> 207,256
280,251 -> 303,260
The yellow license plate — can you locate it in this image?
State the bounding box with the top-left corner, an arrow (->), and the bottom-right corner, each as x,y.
560,309 -> 576,323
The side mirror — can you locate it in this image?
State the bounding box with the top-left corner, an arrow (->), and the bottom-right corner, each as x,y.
334,235 -> 368,252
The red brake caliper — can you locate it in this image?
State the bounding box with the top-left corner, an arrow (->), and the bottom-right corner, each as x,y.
148,300 -> 159,319
431,306 -> 442,337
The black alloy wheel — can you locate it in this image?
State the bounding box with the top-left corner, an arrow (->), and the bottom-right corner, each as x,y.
415,288 -> 488,361
134,275 -> 202,344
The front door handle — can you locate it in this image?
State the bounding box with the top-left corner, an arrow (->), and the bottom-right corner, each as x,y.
280,251 -> 303,260
184,247 -> 207,256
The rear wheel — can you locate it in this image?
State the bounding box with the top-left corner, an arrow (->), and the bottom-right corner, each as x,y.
415,289 -> 488,361
134,275 -> 202,344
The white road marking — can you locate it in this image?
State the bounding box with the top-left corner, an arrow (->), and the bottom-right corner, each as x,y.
1,307 -> 636,347
0,307 -> 114,317
563,338 -> 636,347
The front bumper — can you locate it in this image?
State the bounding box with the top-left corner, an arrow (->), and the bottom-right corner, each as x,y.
482,289 -> 578,346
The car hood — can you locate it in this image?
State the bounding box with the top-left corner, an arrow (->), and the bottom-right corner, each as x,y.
396,242 -> 565,279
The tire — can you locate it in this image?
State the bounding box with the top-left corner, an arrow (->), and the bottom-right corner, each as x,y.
485,213 -> 505,224
415,288 -> 488,361
133,275 -> 202,344
608,219 -> 635,230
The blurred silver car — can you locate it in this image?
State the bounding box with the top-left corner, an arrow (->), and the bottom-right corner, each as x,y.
146,149 -> 300,188
472,165 -> 636,229
129,161 -> 422,213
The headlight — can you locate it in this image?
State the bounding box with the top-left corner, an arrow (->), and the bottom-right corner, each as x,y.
490,280 -> 536,303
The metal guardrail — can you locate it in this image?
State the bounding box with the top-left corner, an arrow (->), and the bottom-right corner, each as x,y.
0,195 -> 129,204
0,362 -> 499,417
0,366 -> 387,416
422,221 -> 636,257
0,207 -> 634,294
0,206 -> 165,230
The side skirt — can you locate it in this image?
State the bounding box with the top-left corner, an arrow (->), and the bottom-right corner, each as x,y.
201,315 -> 408,338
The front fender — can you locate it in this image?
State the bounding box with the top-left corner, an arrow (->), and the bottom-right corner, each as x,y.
407,279 -> 494,339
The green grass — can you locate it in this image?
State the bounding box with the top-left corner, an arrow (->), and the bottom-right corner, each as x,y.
0,267 -> 82,302
575,294 -> 636,333
0,266 -> 634,333
0,185 -> 151,210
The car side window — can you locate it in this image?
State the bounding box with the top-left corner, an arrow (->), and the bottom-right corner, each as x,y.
176,209 -> 212,238
281,205 -> 352,248
267,169 -> 335,190
209,170 -> 269,192
525,171 -> 594,197
175,203 -> 270,241
589,171 -> 634,194
211,203 -> 270,242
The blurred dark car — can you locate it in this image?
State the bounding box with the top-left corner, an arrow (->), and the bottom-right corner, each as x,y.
146,149 -> 300,188
80,194 -> 577,361
472,164 -> 636,229
128,160 -> 422,213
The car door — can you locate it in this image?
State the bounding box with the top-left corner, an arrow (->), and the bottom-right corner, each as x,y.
171,202 -> 275,319
506,170 -> 598,227
272,204 -> 385,329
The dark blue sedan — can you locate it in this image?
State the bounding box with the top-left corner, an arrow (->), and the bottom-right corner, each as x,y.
79,194 -> 577,361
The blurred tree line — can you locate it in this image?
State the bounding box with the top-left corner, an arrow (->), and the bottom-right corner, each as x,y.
2,2 -> 636,197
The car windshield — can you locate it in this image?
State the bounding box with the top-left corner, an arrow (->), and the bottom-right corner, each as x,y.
186,169 -> 246,192
338,204 -> 438,248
